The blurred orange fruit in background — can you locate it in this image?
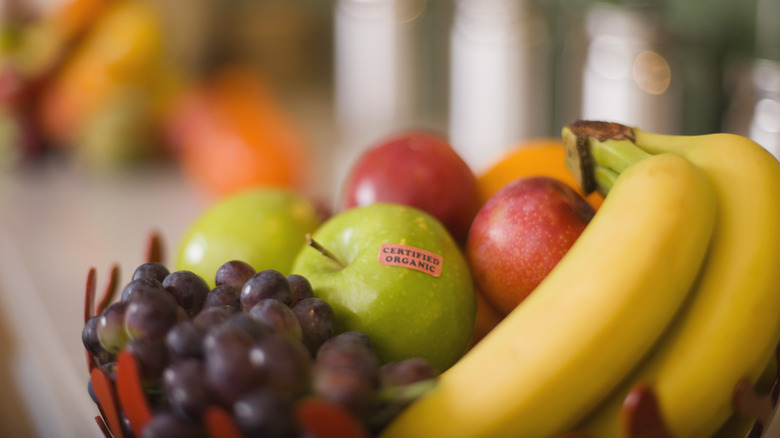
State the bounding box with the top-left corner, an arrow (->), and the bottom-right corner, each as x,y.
476,139 -> 604,210
43,0 -> 112,51
165,67 -> 312,199
37,0 -> 167,146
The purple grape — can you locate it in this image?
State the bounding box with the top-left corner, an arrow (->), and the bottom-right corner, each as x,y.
202,285 -> 241,312
125,288 -> 185,340
83,314 -> 112,363
215,260 -> 256,289
140,411 -> 208,438
166,320 -> 206,360
249,334 -> 312,397
318,331 -> 374,357
312,364 -> 377,419
121,277 -> 166,302
163,359 -> 211,419
248,299 -> 302,341
316,342 -> 380,382
125,336 -> 170,386
87,378 -> 98,405
241,270 -> 292,310
379,358 -> 437,387
192,305 -> 238,330
368,359 -> 438,432
292,297 -> 335,357
312,340 -> 380,418
233,389 -> 299,438
221,313 -> 269,343
132,262 -> 170,283
97,301 -> 131,354
287,274 -> 314,307
162,270 -> 210,318
204,325 -> 263,406
120,413 -> 134,436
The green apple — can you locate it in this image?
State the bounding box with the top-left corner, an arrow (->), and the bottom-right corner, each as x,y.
290,202 -> 475,373
176,188 -> 322,288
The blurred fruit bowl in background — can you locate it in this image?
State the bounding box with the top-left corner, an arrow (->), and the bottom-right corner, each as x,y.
0,0 -> 312,200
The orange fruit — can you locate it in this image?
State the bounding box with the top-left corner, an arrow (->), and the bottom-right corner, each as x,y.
165,67 -> 311,198
477,139 -> 604,210
468,288 -> 503,349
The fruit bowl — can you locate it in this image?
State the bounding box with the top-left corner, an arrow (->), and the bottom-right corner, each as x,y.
82,232 -> 441,438
82,233 -> 780,438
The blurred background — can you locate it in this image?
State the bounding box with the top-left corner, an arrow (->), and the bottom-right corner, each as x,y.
1,0 -> 777,193
0,0 -> 777,436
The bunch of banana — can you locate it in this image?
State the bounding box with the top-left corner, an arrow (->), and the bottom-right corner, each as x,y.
569,121 -> 780,437
379,121 -> 780,438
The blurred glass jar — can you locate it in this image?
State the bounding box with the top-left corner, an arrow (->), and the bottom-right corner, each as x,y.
723,0 -> 780,159
150,0 -> 333,88
333,0 -> 426,147
332,0 -> 438,203
724,63 -> 780,162
745,60 -> 780,159
448,0 -> 552,172
566,1 -> 681,135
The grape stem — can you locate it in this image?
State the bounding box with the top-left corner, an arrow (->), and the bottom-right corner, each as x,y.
306,234 -> 346,269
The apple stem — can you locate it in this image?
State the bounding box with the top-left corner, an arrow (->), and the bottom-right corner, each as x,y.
306,234 -> 346,269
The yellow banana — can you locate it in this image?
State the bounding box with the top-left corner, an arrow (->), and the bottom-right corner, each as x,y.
380,148 -> 716,437
710,351 -> 777,437
568,122 -> 780,438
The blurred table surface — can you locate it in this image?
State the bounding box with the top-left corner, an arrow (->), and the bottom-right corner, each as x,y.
1,160 -> 780,438
0,161 -> 209,438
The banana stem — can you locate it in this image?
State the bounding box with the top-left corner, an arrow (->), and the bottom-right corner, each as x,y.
594,166 -> 620,194
562,120 -> 651,195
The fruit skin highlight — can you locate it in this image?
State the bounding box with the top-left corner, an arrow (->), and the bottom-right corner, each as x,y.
291,203 -> 476,374
380,149 -> 716,437
566,121 -> 780,438
176,189 -> 322,288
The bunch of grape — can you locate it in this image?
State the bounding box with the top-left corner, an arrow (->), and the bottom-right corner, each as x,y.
82,260 -> 437,438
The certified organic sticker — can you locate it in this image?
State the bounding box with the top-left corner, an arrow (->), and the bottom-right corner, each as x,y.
378,244 -> 443,277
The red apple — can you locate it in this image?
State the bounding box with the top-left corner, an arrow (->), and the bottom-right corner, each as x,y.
465,176 -> 595,316
340,130 -> 480,243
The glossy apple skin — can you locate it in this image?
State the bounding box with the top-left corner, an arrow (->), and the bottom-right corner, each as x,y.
340,130 -> 480,244
466,177 -> 595,316
176,189 -> 322,288
290,203 -> 476,373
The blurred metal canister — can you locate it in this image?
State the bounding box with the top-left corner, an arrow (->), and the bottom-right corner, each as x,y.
724,0 -> 780,159
746,60 -> 780,160
746,0 -> 780,159
333,0 -> 426,175
448,0 -> 552,173
575,1 -> 681,135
